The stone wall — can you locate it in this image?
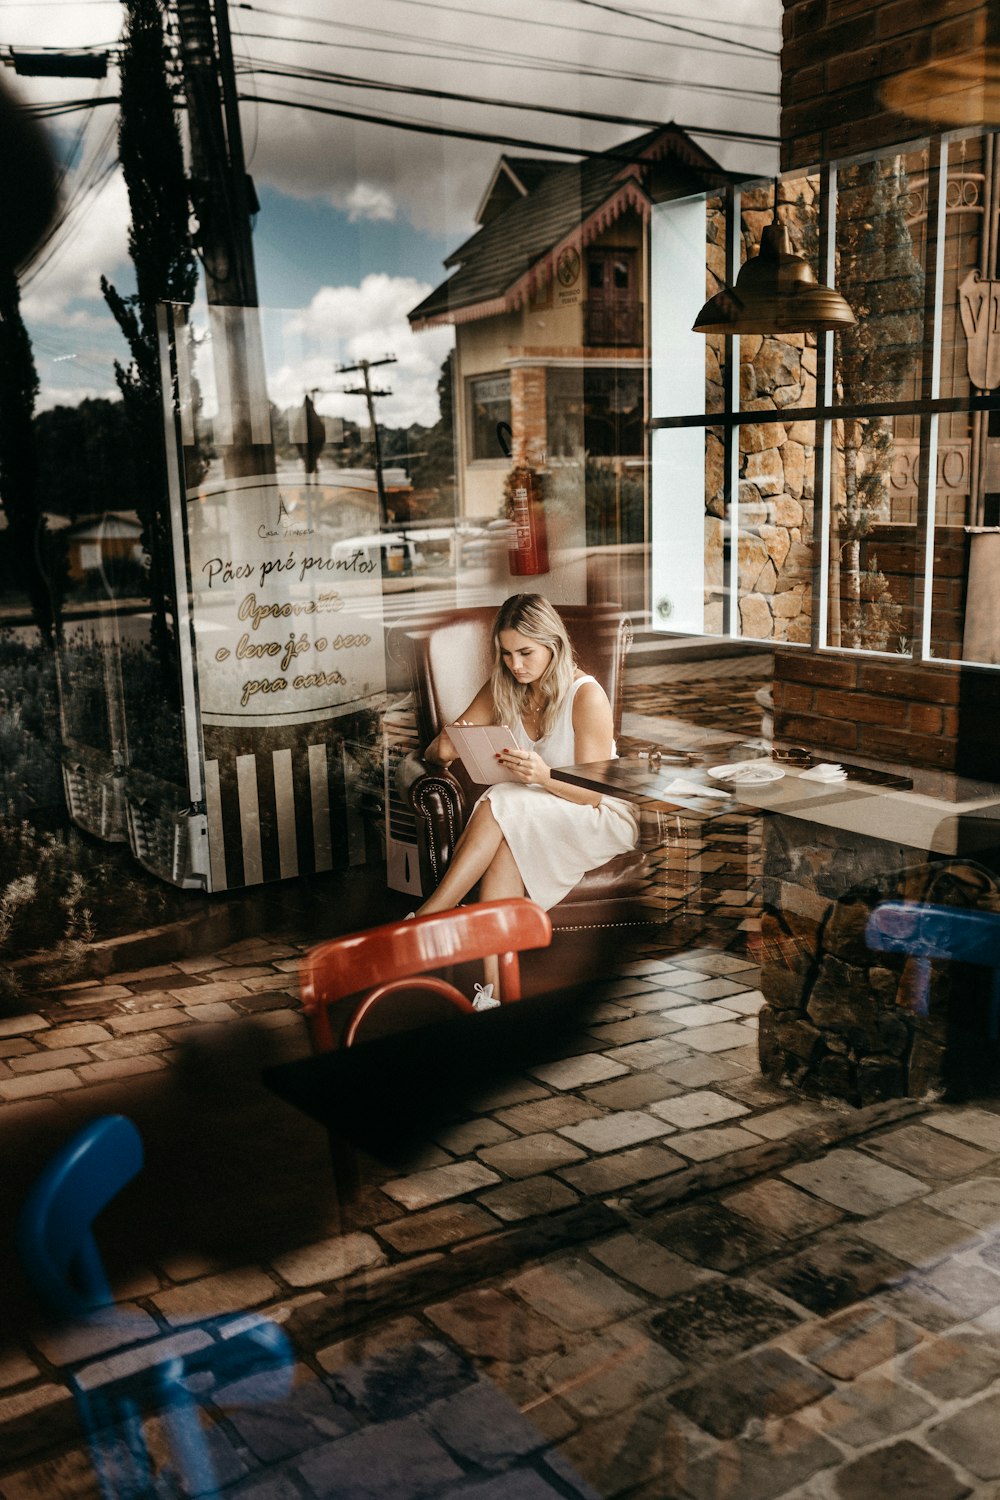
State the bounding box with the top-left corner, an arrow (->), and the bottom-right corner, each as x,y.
781,0 -> 989,171
703,190 -> 818,643
757,815 -> 1000,1102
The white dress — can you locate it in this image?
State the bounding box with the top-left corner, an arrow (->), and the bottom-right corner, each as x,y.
480,675 -> 639,910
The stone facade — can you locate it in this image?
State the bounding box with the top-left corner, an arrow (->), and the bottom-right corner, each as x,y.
756,816 -> 1000,1103
704,189 -> 818,643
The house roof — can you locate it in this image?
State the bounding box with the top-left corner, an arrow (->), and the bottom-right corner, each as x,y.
410,126 -> 729,330
470,156 -> 556,233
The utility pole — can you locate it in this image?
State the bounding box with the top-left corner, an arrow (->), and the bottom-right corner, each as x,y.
338,356 -> 397,527
174,0 -> 273,478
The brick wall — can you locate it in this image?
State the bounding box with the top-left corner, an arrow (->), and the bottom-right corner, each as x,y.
859,525 -> 968,658
781,0 -> 989,169
773,649 -> 961,767
509,366 -> 546,467
773,646 -> 1000,775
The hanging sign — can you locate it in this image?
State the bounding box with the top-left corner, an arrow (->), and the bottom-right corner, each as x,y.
187,474 -> 386,727
959,269 -> 1000,390
555,246 -> 583,307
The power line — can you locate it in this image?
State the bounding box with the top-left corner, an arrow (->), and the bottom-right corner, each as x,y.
628,3 -> 778,32
21,77 -> 776,146
233,30 -> 774,95
241,88 -> 779,146
21,129 -> 119,290
314,0 -> 778,56
237,55 -> 777,107
559,0 -> 777,56
21,96 -> 120,117
233,0 -> 770,64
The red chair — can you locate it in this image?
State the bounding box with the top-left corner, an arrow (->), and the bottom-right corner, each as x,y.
300,898 -> 553,1052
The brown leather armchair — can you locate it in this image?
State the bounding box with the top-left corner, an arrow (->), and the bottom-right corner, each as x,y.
388,604 -> 657,940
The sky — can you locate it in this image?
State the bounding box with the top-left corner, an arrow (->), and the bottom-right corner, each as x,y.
4,0 -> 780,429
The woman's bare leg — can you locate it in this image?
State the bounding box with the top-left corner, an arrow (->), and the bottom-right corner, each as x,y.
478,840 -> 525,997
415,800 -> 506,915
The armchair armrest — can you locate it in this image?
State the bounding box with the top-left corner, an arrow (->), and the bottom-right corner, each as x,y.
407,764 -> 472,890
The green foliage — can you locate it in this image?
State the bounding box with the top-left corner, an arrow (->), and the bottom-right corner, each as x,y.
856,553 -> 904,654
831,157 -> 924,650
0,636 -> 63,819
407,355 -> 457,501
0,265 -> 64,643
0,819 -> 183,1002
33,399 -> 140,521
836,157 -> 925,407
582,460 -> 644,547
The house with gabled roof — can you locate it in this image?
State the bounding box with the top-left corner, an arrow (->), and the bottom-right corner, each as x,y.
410,126 -> 729,561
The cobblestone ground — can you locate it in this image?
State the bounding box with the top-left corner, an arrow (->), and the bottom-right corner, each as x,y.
3,653 -> 1000,1498
4,936 -> 1000,1499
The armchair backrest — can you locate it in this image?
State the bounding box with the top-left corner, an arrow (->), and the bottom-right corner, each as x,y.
389,604 -> 632,747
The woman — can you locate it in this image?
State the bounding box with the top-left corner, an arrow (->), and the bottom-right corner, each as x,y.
414,594 -> 638,1003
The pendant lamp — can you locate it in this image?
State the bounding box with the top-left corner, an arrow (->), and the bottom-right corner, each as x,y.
693,200 -> 856,336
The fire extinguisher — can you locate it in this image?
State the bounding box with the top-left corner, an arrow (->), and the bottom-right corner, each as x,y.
507,467 -> 549,577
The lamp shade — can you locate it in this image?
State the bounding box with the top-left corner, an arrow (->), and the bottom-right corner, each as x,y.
693,222 -> 857,335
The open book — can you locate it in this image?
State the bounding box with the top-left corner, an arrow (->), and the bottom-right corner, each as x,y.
446,723 -> 521,784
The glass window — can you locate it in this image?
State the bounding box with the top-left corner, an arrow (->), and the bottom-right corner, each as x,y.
824,414 -> 915,654
833,152 -> 928,410
467,373 -> 511,462
546,367 -> 644,461
648,144 -> 1000,668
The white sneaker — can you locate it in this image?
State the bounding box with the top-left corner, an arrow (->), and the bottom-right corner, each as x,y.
472,982 -> 500,1012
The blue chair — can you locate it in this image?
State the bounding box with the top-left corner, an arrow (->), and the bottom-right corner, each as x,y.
866,901 -> 1000,1039
17,1116 -> 292,1500
17,1114 -> 144,1319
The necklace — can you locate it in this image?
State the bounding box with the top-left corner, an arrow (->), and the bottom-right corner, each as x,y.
522,692 -> 543,732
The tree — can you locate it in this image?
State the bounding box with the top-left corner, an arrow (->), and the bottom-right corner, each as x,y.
34,399 -> 139,519
832,156 -> 924,649
101,0 -> 199,678
408,352 -> 457,507
0,265 -> 64,642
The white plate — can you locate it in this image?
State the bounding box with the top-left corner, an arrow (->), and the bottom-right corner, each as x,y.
707,761 -> 785,785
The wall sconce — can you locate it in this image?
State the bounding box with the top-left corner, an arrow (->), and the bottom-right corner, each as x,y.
693,192 -> 856,335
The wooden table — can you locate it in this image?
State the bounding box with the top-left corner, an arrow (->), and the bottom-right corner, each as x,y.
552,748 -> 906,816
549,750 -> 1000,863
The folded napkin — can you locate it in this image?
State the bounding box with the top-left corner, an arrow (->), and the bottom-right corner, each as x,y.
661,777 -> 732,799
799,762 -> 848,783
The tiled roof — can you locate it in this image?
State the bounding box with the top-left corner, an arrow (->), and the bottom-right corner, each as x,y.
410,126 -> 725,328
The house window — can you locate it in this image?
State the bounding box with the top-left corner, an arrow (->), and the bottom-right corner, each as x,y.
546,367 -> 644,460
467,373 -> 511,461
585,249 -> 640,345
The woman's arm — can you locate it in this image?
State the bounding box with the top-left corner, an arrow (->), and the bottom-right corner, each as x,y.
424,682 -> 496,766
495,679 -> 612,806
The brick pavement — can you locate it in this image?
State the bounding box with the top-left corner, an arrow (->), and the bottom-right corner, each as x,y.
3,930 -> 1000,1498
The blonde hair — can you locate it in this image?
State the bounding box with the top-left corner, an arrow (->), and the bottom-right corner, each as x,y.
490,594 -> 576,739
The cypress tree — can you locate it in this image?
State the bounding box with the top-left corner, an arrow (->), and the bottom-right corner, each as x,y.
102,0 -> 199,678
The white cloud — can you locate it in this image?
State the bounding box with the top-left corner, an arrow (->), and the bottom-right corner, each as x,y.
342,182 -> 397,223
272,274 -> 454,427
19,156 -> 131,327
34,378 -> 120,414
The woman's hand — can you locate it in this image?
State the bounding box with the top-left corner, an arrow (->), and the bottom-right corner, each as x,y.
496,746 -> 551,787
